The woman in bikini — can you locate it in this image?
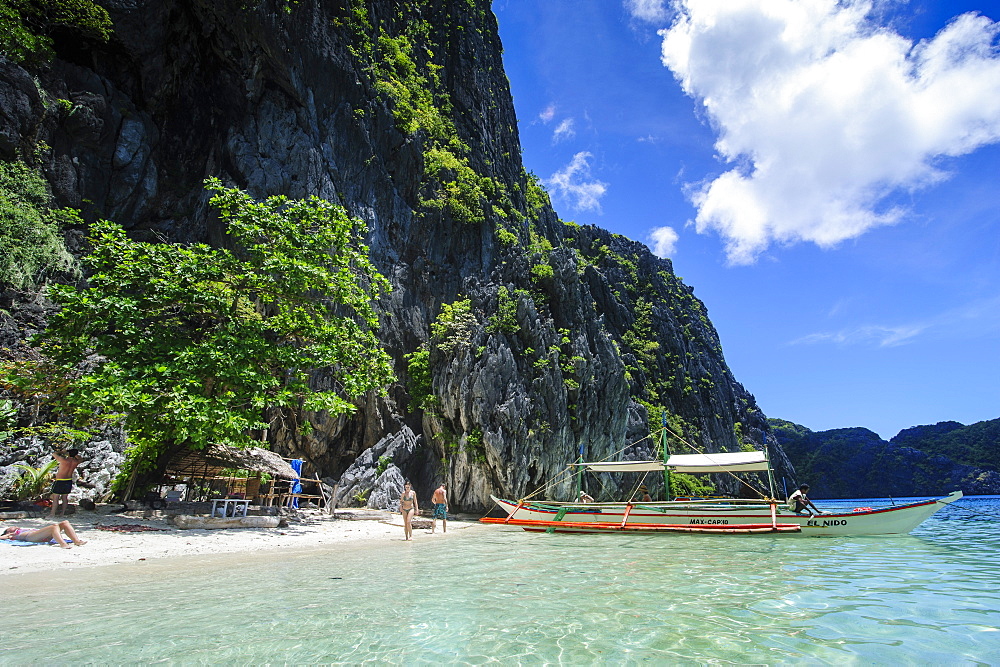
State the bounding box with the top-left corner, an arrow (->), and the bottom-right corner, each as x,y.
1,520 -> 88,549
399,482 -> 418,541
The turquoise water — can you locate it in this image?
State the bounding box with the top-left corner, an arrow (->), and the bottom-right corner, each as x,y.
1,495 -> 998,664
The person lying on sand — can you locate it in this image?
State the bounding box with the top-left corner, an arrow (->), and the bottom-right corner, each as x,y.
1,521 -> 88,548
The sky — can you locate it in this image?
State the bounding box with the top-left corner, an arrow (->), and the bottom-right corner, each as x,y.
491,0 -> 1000,439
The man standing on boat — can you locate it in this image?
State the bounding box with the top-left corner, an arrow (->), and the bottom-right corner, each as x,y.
431,483 -> 448,533
788,484 -> 822,515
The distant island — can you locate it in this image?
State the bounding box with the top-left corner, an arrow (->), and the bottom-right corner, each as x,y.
770,418 -> 1000,498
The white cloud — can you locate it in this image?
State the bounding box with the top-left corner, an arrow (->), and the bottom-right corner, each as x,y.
658,1 -> 1000,264
790,294 -> 1000,348
539,104 -> 556,123
648,226 -> 679,257
791,324 -> 926,348
545,152 -> 608,212
625,0 -> 669,24
553,118 -> 576,143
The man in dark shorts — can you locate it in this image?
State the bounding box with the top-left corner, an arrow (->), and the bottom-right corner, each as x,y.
431,483 -> 448,534
49,449 -> 83,518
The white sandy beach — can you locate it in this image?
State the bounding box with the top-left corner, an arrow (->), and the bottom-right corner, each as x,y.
1,507 -> 477,576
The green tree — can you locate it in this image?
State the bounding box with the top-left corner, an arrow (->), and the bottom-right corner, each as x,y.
486,286 -> 519,335
20,179 -> 394,494
430,297 -> 478,354
404,344 -> 434,412
0,0 -> 112,62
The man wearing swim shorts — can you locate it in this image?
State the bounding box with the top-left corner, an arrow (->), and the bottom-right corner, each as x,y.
431,483 -> 448,534
49,449 -> 83,518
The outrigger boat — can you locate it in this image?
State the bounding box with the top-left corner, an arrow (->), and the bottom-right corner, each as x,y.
483,418 -> 963,536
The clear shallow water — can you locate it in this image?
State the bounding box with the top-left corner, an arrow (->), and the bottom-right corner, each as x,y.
1,496 -> 998,664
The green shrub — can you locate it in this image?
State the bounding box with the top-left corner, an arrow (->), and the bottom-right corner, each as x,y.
0,399 -> 16,442
11,459 -> 57,501
486,286 -> 519,334
496,226 -> 518,246
466,428 -> 486,463
0,160 -> 79,289
531,263 -> 554,280
404,345 -> 434,411
0,0 -> 113,62
430,298 -> 478,354
670,472 -> 716,498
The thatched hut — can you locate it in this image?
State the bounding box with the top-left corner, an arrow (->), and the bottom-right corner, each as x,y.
163,444 -> 299,502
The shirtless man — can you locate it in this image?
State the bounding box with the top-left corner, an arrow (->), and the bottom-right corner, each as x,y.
49,449 -> 83,518
431,483 -> 448,534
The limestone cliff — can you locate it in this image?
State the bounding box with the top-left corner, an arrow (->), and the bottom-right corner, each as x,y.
0,0 -> 790,509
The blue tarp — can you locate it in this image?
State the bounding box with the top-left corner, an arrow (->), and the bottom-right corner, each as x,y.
290,459 -> 303,508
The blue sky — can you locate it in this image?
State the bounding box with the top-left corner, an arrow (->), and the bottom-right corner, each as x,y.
492,0 -> 1000,439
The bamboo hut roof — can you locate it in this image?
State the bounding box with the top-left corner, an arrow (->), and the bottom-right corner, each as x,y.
165,444 -> 299,480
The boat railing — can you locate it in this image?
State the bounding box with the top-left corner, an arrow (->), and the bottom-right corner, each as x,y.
525,497 -> 779,509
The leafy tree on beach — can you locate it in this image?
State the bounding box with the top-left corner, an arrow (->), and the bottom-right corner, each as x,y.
4,179 -> 394,494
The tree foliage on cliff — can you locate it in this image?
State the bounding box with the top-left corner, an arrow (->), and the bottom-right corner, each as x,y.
0,0 -> 112,62
891,419 -> 1000,472
769,418 -> 997,497
342,2 -> 516,229
0,159 -> 79,289
7,179 -> 394,490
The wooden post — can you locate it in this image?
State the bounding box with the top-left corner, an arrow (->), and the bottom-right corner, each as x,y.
505,501 -> 526,524
620,503 -> 634,529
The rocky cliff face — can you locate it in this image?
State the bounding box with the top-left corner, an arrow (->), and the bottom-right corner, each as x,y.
0,0 -> 788,509
771,420 -> 1000,498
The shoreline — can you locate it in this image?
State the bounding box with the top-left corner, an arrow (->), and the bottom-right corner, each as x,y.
1,506 -> 480,577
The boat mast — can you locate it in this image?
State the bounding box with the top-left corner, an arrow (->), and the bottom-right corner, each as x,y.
661,412 -> 671,501
576,443 -> 584,501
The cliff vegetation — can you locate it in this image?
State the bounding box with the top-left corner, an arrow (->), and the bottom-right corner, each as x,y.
0,0 -> 786,510
771,418 -> 1000,498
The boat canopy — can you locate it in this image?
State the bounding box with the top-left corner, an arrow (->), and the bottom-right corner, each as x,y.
580,451 -> 769,474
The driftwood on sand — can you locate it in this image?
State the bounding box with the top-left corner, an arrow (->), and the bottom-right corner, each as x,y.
171,515 -> 282,530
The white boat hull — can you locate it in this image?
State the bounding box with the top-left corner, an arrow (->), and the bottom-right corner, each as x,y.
487,491 -> 962,536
